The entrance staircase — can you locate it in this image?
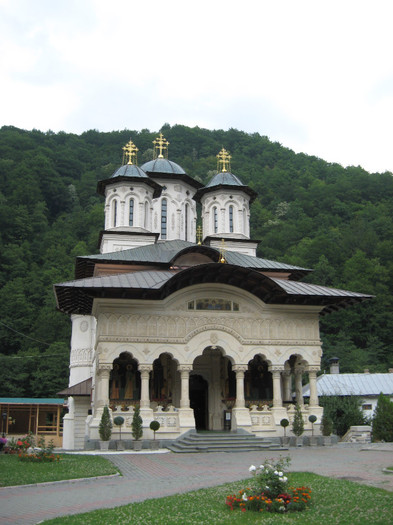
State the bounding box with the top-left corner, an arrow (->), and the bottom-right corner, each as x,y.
166,432 -> 288,453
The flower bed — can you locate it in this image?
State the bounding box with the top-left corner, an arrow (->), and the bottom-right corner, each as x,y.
226,456 -> 312,514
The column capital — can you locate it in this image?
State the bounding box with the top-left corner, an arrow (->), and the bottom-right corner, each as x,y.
232,364 -> 248,373
98,364 -> 112,375
269,365 -> 285,373
178,364 -> 193,373
138,364 -> 153,373
307,366 -> 320,373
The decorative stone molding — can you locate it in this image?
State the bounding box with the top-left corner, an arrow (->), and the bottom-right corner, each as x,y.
178,364 -> 193,372
269,365 -> 285,372
96,313 -> 320,346
232,364 -> 248,373
138,364 -> 153,373
70,348 -> 93,366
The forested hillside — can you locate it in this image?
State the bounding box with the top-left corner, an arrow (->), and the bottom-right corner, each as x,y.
0,123 -> 392,397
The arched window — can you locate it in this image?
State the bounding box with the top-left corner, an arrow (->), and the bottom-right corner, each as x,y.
229,205 -> 234,233
161,198 -> 167,239
113,200 -> 118,227
129,198 -> 134,227
185,203 -> 189,240
213,206 -> 218,234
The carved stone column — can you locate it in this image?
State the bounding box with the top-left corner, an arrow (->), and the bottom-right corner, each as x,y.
96,365 -> 111,408
269,365 -> 285,408
178,365 -> 192,408
282,370 -> 292,402
139,364 -> 153,408
295,367 -> 304,406
307,366 -> 320,407
233,365 -> 247,408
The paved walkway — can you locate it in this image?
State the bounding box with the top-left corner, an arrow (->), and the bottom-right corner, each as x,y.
1,444 -> 392,525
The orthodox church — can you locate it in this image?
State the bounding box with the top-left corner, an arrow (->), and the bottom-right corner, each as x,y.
55,134 -> 371,449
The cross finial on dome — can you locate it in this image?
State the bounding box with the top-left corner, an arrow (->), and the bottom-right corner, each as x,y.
216,147 -> 231,173
153,132 -> 170,159
219,238 -> 227,263
122,140 -> 139,165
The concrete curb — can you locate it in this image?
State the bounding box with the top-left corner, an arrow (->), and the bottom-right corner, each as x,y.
0,472 -> 121,491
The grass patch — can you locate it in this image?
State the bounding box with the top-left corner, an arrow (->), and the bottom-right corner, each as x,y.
40,472 -> 393,525
1,454 -> 119,487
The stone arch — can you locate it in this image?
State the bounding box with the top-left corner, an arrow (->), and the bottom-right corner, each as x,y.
150,352 -> 178,407
245,354 -> 273,406
110,352 -> 140,404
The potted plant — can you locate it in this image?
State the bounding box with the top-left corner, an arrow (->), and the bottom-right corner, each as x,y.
308,414 -> 318,446
99,405 -> 112,450
113,415 -> 125,450
149,420 -> 160,449
292,404 -> 304,446
320,414 -> 333,445
131,404 -> 143,450
280,418 -> 290,446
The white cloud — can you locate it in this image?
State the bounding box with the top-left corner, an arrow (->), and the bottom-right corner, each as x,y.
0,0 -> 393,172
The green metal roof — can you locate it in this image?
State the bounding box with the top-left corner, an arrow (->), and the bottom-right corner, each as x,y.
75,240 -> 311,279
0,398 -> 64,404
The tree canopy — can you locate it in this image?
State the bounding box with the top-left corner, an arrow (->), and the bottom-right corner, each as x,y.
0,124 -> 392,397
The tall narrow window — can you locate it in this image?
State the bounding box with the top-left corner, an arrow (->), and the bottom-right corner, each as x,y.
144,201 -> 149,229
161,198 -> 167,239
229,205 -> 234,233
213,206 -> 218,234
129,199 -> 134,226
185,203 -> 189,240
113,200 -> 118,227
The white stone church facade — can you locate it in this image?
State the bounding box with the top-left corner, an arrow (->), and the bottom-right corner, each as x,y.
55,135 -> 370,449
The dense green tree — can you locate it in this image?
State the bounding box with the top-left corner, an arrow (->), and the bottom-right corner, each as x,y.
372,393 -> 393,442
0,123 -> 392,397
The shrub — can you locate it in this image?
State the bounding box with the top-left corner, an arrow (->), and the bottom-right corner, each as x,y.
319,395 -> 365,436
372,393 -> 393,442
292,404 -> 304,437
113,415 -> 125,441
308,414 -> 317,436
99,406 -> 112,441
132,405 -> 143,441
150,420 -> 160,439
280,418 -> 289,437
320,414 -> 333,436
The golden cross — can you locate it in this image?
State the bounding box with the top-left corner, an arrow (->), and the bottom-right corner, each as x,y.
122,140 -> 139,165
216,147 -> 231,173
219,238 -> 226,263
196,225 -> 202,245
153,132 -> 170,159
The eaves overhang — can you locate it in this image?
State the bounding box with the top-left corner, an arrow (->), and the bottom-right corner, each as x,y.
54,263 -> 372,316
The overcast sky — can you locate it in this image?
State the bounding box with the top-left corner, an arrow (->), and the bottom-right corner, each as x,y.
1,0 -> 392,173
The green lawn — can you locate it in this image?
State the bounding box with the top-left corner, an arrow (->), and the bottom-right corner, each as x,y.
40,472 -> 393,525
1,454 -> 119,487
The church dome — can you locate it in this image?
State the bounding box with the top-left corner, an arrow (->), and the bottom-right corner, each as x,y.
205,171 -> 245,188
97,140 -> 162,198
141,158 -> 186,175
111,163 -> 149,179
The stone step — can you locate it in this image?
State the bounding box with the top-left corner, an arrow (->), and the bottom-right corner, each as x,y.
166,432 -> 288,453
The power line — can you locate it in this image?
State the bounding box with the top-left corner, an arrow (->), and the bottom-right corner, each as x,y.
0,319 -> 50,346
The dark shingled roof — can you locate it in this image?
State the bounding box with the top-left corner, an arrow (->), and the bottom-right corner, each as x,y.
194,171 -> 258,203
55,263 -> 372,316
74,240 -> 312,280
97,163 -> 162,198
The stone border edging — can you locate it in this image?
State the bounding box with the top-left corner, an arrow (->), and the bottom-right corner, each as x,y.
382,468 -> 393,475
0,472 -> 120,490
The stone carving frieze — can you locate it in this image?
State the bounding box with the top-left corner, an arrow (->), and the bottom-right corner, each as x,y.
97,313 -> 320,346
70,348 -> 93,365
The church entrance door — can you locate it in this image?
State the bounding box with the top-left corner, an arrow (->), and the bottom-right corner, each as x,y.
189,374 -> 208,430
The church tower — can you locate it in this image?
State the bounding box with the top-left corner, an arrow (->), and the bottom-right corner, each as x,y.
97,140 -> 162,254
195,148 -> 259,256
141,133 -> 203,242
